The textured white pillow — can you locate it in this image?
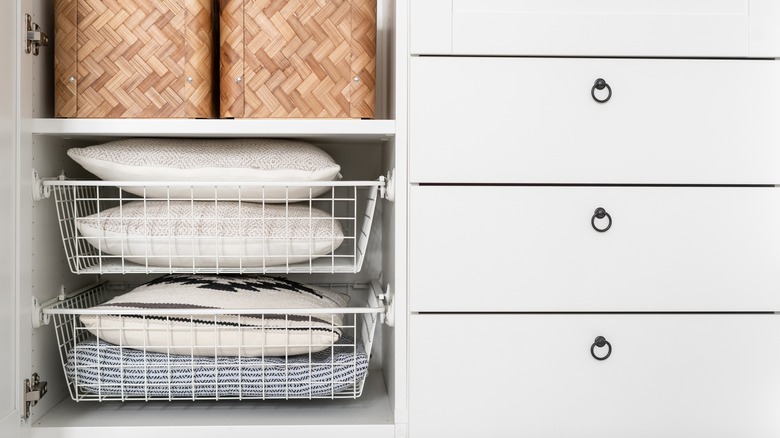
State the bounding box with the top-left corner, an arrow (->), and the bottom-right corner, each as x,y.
80,274 -> 350,356
76,201 -> 345,268
67,138 -> 341,200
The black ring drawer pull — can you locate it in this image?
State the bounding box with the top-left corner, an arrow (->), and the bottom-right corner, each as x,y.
591,78 -> 612,103
591,207 -> 612,232
591,336 -> 612,361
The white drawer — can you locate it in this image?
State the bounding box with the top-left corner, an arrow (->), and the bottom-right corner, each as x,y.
409,186 -> 780,312
409,314 -> 780,438
411,0 -> 780,57
409,57 -> 780,184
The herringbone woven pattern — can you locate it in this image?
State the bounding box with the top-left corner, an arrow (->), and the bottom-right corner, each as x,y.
54,0 -> 78,116
55,0 -> 214,118
220,0 -> 375,118
349,0 -> 375,117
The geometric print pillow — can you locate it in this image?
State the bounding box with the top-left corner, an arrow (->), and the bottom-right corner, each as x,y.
80,274 -> 350,357
67,138 -> 341,200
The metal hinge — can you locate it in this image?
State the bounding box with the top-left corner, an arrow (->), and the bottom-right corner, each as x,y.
25,14 -> 48,56
23,373 -> 48,420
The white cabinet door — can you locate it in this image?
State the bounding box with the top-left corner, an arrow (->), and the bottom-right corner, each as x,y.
1,2 -> 20,437
410,185 -> 780,312
410,314 -> 780,438
411,0 -> 780,57
409,57 -> 780,184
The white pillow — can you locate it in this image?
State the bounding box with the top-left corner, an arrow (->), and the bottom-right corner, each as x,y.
76,201 -> 345,268
79,274 -> 350,356
67,138 -> 341,200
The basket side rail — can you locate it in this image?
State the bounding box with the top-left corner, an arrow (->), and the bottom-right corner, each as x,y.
38,281 -> 389,318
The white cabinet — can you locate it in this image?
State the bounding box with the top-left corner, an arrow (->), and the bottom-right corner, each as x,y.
411,0 -> 780,57
410,314 -> 780,438
407,1 -> 780,436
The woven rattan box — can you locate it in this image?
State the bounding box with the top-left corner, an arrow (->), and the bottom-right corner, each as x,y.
220,0 -> 376,118
54,0 -> 215,118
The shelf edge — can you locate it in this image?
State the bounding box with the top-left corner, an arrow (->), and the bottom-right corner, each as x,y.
31,119 -> 397,140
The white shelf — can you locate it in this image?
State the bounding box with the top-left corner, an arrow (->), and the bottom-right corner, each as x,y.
31,372 -> 394,438
32,118 -> 396,142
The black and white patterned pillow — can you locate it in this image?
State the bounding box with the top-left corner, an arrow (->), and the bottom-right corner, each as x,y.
80,274 -> 350,357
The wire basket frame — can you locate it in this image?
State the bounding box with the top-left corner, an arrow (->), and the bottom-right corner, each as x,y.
43,180 -> 383,275
43,281 -> 384,402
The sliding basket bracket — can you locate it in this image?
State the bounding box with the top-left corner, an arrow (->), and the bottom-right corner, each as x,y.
32,169 -> 65,201
31,285 -> 67,329
31,169 -> 48,201
381,169 -> 396,202
379,283 -> 395,327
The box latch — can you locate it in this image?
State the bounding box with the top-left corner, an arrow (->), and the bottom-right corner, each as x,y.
25,14 -> 48,56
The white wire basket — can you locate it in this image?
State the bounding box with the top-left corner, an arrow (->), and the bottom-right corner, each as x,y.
41,281 -> 384,402
41,179 -> 383,275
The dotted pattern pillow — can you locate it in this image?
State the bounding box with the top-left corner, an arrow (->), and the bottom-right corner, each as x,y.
67,138 -> 341,200
79,274 -> 351,357
76,201 -> 345,268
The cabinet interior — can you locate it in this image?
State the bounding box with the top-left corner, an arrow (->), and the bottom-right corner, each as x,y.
21,0 -> 401,431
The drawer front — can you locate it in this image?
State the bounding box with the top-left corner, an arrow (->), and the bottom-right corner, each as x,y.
409,57 -> 780,184
409,186 -> 780,312
411,0 -> 780,57
410,314 -> 780,438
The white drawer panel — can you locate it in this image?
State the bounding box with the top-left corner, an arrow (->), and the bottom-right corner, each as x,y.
410,314 -> 780,438
409,57 -> 780,184
411,0 -> 780,57
409,186 -> 780,312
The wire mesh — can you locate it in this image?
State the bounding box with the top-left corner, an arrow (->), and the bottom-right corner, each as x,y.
44,180 -> 382,274
44,282 -> 382,402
